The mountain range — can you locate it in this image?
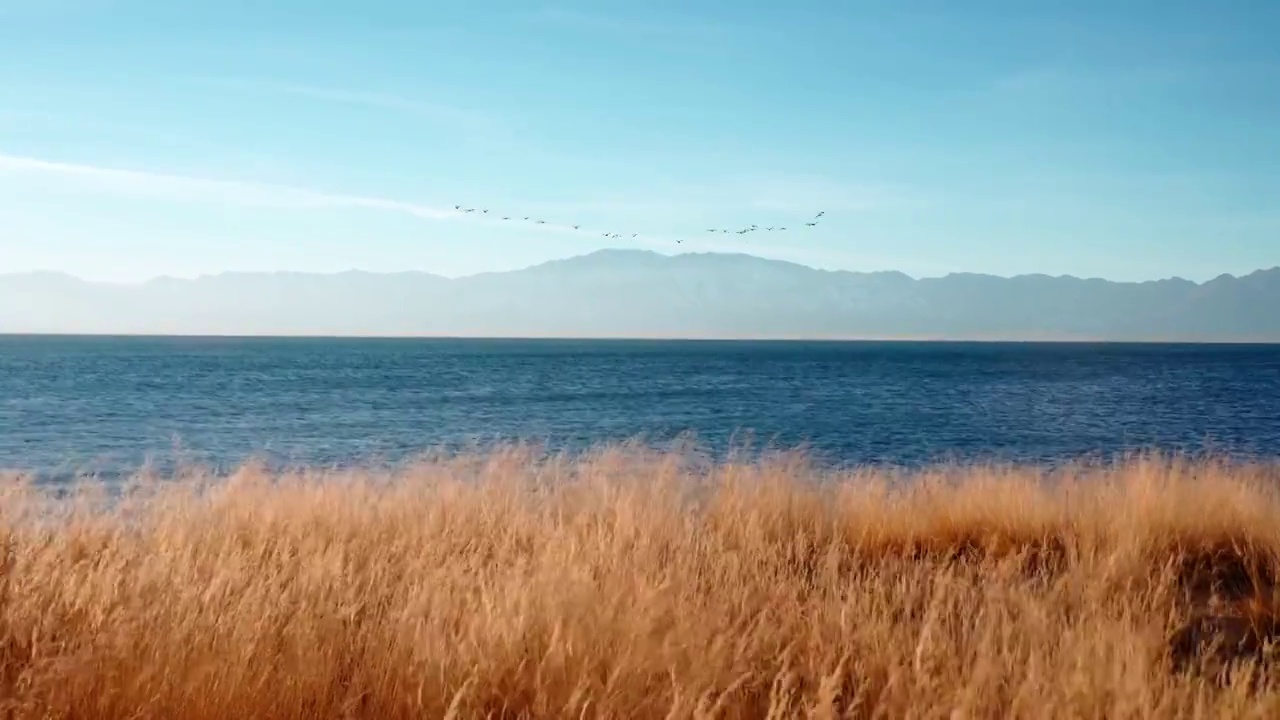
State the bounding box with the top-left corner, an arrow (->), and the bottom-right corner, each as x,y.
3,249 -> 1279,341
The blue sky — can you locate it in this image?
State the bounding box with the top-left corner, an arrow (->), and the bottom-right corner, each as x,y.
1,1 -> 1277,283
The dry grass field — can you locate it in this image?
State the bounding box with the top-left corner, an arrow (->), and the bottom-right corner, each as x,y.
3,444 -> 1280,718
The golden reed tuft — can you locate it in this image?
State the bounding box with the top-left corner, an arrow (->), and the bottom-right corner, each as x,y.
3,443 -> 1280,718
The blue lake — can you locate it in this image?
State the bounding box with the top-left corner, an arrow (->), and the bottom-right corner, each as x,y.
2,336 -> 1279,480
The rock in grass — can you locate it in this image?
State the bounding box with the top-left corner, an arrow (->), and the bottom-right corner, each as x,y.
1168,612 -> 1280,683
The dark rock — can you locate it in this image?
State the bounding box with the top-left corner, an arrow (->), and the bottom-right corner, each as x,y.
1168,613 -> 1280,683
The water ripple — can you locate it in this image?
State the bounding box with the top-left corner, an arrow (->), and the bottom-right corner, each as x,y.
2,337 -> 1278,481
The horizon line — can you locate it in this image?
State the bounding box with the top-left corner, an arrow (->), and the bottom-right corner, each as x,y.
5,248 -> 1278,286
3,332 -> 1279,346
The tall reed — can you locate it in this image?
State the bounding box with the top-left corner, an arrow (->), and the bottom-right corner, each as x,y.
2,445 -> 1279,718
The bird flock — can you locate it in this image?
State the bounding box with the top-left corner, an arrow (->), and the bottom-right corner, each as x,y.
705,210 -> 827,237
452,205 -> 827,243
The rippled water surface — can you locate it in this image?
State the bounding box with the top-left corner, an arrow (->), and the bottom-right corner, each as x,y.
2,336 -> 1279,479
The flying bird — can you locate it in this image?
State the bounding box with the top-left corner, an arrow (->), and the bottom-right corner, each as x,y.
438,201 -> 821,238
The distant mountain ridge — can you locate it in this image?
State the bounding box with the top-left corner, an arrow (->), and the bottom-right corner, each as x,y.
4,249 -> 1279,341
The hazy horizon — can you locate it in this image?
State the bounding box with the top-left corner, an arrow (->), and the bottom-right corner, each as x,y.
5,249 -> 1279,341
6,247 -> 1280,287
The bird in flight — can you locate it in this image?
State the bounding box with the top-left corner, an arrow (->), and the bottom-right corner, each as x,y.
442,199 -> 830,240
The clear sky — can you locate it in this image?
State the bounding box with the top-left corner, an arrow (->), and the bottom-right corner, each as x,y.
1,1 -> 1278,283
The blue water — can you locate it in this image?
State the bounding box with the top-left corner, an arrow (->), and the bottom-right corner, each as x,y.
2,336 -> 1279,481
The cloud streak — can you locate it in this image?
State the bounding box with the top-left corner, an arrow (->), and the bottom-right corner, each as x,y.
0,152 -> 684,249
0,153 -> 868,261
528,174 -> 913,218
518,7 -> 757,43
183,75 -> 500,131
0,152 -> 459,220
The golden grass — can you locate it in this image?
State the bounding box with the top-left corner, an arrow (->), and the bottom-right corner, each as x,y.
3,445 -> 1280,718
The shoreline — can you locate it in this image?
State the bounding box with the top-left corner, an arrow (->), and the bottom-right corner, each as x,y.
6,332 -> 1280,344
7,442 -> 1280,489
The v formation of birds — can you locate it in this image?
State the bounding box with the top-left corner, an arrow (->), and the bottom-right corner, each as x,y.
451,206 -> 826,244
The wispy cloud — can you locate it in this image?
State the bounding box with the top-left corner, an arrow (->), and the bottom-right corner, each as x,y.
0,152 -> 458,219
980,57 -> 1280,100
0,0 -> 107,19
0,153 -> 901,263
517,7 -> 754,42
733,174 -> 917,214
984,66 -> 1182,97
0,152 -> 677,246
528,174 -> 915,218
182,75 -> 504,133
